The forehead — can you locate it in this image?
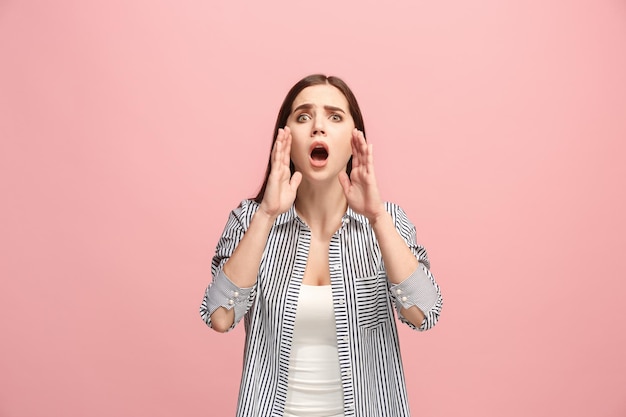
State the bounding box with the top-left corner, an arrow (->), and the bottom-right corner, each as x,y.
291,84 -> 349,111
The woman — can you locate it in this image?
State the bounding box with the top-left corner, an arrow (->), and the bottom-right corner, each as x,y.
200,74 -> 443,417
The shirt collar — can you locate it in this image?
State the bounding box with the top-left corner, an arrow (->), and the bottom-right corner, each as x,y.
344,206 -> 369,225
275,204 -> 299,226
274,204 -> 369,226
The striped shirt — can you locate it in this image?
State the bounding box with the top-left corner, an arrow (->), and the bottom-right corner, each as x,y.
200,199 -> 443,417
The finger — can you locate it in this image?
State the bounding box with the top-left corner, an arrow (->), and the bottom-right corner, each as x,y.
357,130 -> 368,158
366,143 -> 374,174
282,126 -> 292,166
359,132 -> 372,174
337,171 -> 351,195
351,129 -> 361,168
276,126 -> 287,166
356,132 -> 369,169
290,171 -> 302,191
272,129 -> 284,167
271,129 -> 281,165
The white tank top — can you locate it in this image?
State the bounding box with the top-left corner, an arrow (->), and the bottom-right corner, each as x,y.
284,285 -> 345,417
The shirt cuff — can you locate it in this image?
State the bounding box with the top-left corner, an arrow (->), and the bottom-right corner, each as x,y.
389,263 -> 439,315
206,270 -> 253,318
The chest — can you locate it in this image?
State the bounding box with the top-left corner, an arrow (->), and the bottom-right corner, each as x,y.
259,222 -> 382,288
302,235 -> 331,286
255,222 -> 391,329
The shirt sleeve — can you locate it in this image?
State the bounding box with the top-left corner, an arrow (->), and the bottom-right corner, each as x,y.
389,263 -> 442,331
199,200 -> 258,332
387,204 -> 443,331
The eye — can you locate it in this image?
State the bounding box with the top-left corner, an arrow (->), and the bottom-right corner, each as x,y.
330,113 -> 343,122
297,113 -> 311,122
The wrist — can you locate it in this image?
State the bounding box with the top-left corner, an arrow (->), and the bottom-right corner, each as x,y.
367,206 -> 389,227
254,207 -> 279,225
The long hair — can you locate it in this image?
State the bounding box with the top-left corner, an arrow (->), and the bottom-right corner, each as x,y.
254,74 -> 366,203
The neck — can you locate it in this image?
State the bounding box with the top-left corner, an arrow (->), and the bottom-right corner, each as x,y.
295,179 -> 347,237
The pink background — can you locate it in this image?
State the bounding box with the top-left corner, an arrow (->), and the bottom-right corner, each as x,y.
1,1 -> 625,416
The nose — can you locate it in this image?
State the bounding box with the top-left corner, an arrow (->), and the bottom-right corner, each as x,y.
312,117 -> 326,136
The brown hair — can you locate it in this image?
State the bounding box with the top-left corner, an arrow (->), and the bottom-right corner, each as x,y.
254,74 -> 366,203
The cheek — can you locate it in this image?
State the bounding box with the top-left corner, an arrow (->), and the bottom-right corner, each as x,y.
289,139 -> 308,162
339,130 -> 354,154
342,142 -> 353,160
287,124 -> 306,143
331,139 -> 352,165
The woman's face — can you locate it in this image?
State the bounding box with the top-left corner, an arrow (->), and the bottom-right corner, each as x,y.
286,84 -> 355,182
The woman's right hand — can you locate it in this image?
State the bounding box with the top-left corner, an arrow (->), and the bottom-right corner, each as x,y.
259,127 -> 302,218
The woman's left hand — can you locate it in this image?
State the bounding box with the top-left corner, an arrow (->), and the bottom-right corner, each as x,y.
338,129 -> 386,224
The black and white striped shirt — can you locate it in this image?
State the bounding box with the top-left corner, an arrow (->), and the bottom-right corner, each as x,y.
200,199 -> 443,417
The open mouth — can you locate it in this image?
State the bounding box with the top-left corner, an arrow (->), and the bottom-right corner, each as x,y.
310,146 -> 329,161
308,142 -> 329,167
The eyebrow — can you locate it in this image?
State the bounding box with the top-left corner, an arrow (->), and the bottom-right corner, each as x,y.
292,103 -> 347,114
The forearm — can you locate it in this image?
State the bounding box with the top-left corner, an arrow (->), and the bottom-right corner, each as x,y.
221,209 -> 276,288
370,210 -> 436,328
209,209 -> 275,332
369,211 -> 419,284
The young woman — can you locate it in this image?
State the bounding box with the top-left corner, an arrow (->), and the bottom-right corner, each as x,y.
200,74 -> 443,417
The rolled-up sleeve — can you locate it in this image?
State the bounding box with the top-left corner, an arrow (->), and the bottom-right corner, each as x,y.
389,263 -> 442,331
201,270 -> 255,328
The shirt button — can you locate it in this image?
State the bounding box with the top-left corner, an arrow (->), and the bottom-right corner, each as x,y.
344,218 -> 350,224
342,335 -> 349,342
332,265 -> 341,271
396,289 -> 403,295
233,291 -> 239,297
228,299 -> 234,305
339,298 -> 345,305
401,296 -> 408,302
347,403 -> 354,410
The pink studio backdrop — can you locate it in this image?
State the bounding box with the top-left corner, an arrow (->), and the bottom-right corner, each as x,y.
1,1 -> 625,416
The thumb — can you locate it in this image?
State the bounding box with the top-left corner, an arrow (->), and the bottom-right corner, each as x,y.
338,171 -> 351,195
290,171 -> 302,191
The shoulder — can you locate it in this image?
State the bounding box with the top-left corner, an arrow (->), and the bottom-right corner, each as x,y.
383,201 -> 409,220
383,201 -> 416,231
237,199 -> 260,214
228,199 -> 261,228
383,201 -> 401,212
